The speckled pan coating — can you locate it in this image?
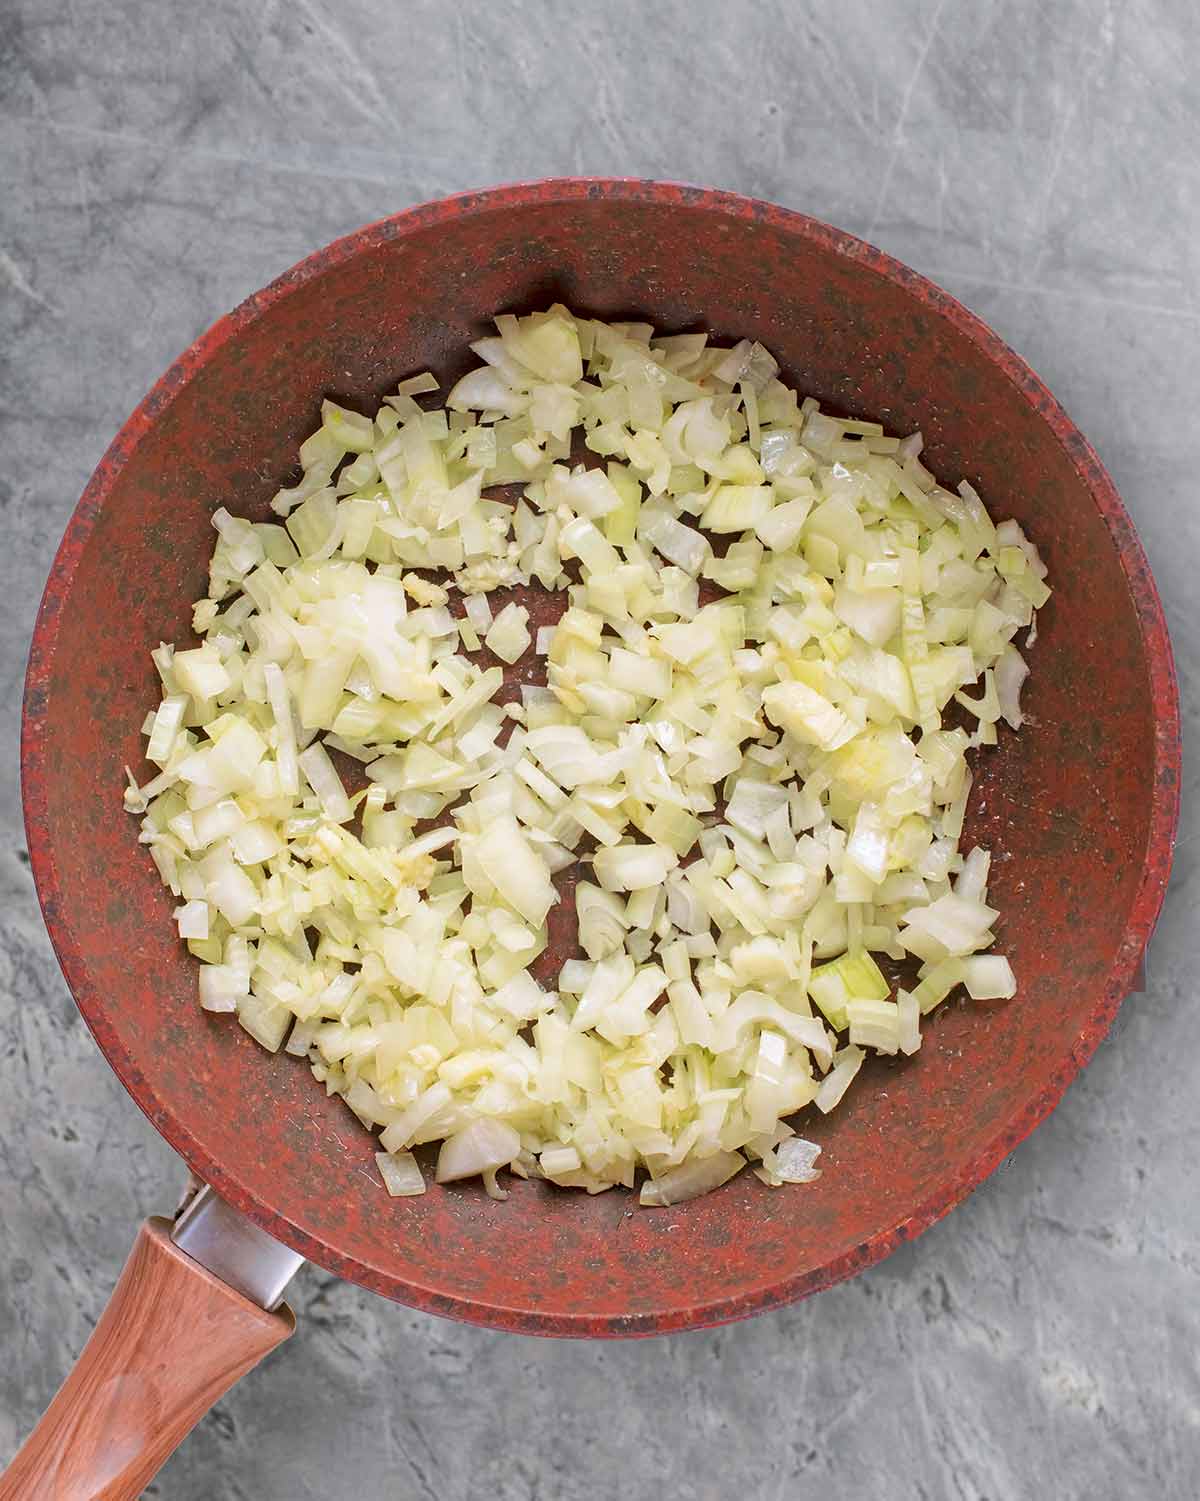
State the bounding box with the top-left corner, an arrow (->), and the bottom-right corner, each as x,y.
21,179 -> 1181,1338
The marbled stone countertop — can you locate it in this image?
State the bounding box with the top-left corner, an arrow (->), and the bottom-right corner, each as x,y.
1,3 -> 1197,1497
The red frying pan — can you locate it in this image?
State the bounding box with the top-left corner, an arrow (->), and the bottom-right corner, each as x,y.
8,180 -> 1180,1498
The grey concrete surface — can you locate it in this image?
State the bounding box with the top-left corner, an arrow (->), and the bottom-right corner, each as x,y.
1,2 -> 1197,1497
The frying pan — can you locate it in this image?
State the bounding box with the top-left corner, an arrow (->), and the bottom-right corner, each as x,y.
6,179 -> 1180,1497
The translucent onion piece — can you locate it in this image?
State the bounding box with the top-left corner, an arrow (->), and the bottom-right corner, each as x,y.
376,1151 -> 426,1197
640,1150 -> 746,1206
772,1137 -> 822,1183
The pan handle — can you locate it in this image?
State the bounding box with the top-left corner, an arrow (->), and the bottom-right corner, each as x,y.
0,1217 -> 294,1500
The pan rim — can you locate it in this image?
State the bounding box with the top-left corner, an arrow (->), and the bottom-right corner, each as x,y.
21,177 -> 1182,1337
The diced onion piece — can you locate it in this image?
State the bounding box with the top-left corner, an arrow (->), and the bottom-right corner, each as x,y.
298,743 -> 353,824
436,1119 -> 521,1184
640,1151 -> 745,1206
814,1046 -> 866,1113
147,694 -> 188,765
376,1151 -> 426,1197
772,1137 -> 822,1183
464,593 -> 493,631
174,900 -> 209,940
484,603 -> 531,663
702,484 -> 772,533
846,997 -> 902,1054
994,644 -> 1030,729
962,954 -> 1017,1000
762,682 -> 857,751
897,989 -> 922,1055
540,1145 -> 582,1178
198,963 -> 242,1011
263,663 -> 299,797
476,815 -> 557,927
593,842 -> 677,892
174,645 -> 231,701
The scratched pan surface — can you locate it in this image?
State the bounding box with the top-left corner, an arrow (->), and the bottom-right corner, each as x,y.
21,180 -> 1180,1337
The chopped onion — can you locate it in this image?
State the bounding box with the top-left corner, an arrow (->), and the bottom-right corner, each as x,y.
962,955 -> 1017,1000
174,899 -> 209,941
436,1119 -> 521,1184
298,743 -> 352,824
485,602 -> 531,664
640,1150 -> 745,1206
592,842 -> 677,892
376,1151 -> 426,1197
814,1046 -> 866,1113
125,307 -> 1047,1209
994,644 -> 1030,729
771,1137 -> 822,1183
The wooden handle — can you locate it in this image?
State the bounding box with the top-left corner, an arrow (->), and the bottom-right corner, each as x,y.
0,1218 -> 294,1501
